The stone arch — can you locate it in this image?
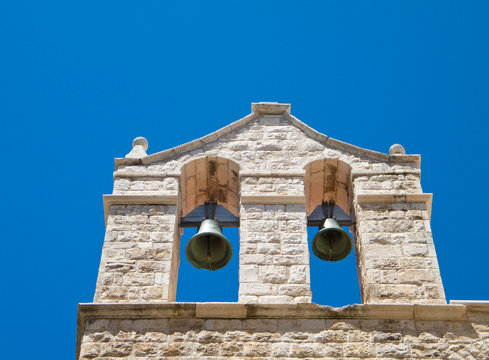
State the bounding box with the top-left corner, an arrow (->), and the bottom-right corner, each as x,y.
177,157 -> 241,302
304,158 -> 353,216
180,157 -> 240,217
304,158 -> 359,305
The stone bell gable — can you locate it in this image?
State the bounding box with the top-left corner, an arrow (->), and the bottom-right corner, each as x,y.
94,102 -> 444,305
77,102 -> 489,360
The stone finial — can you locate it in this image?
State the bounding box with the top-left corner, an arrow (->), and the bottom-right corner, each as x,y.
125,136 -> 148,159
389,143 -> 406,155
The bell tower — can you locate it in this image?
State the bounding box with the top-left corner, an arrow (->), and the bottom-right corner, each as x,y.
77,102 -> 489,360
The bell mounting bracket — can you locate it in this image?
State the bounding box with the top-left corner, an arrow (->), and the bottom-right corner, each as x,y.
179,200 -> 240,228
307,200 -> 355,227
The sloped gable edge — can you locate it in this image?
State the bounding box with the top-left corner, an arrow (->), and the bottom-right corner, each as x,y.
114,103 -> 420,170
283,112 -> 420,168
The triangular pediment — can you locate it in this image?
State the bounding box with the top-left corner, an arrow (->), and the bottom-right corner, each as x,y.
115,102 -> 420,171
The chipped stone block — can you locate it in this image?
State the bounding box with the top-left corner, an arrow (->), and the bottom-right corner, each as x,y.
259,265 -> 287,284
239,265 -> 258,283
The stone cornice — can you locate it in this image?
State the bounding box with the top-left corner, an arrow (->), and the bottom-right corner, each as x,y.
240,195 -> 306,205
351,169 -> 422,177
113,103 -> 421,170
103,194 -> 179,225
239,171 -> 306,178
356,192 -> 433,219
112,169 -> 422,180
113,171 -> 181,179
78,302 -> 481,321
450,300 -> 489,315
112,171 -> 307,179
77,302 -> 484,321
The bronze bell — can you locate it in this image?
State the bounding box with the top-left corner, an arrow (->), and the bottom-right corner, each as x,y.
185,218 -> 233,271
312,218 -> 352,261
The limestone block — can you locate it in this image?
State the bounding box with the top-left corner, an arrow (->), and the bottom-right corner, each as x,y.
240,283 -> 274,296
289,265 -> 309,284
258,295 -> 295,304
257,242 -> 281,255
240,254 -> 268,265
195,304 -> 246,318
273,255 -> 309,266
241,176 -> 304,196
239,295 -> 258,303
239,265 -> 258,283
259,265 -> 287,284
278,284 -> 312,297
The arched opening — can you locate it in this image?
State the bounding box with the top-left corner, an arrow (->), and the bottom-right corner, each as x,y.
180,157 -> 240,218
304,159 -> 361,306
176,157 -> 240,302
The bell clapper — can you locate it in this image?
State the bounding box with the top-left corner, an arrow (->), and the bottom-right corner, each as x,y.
207,235 -> 213,271
328,233 -> 333,261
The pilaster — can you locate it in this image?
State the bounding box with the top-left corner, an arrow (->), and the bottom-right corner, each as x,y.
238,175 -> 312,303
93,194 -> 181,303
353,186 -> 446,304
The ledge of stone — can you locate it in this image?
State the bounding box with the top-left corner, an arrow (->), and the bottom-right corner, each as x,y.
113,171 -> 308,179
113,171 -> 181,179
78,302 -> 480,322
356,192 -> 433,219
103,194 -> 179,225
450,300 -> 489,320
451,300 -> 489,306
76,302 -> 485,360
240,195 -> 306,205
112,169 -> 423,180
351,169 -> 422,177
240,171 -> 306,178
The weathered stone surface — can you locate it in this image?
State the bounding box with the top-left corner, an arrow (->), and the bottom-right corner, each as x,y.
78,305 -> 489,360
238,200 -> 311,302
94,204 -> 179,303
355,200 -> 445,304
78,102 -> 467,360
95,106 -> 446,304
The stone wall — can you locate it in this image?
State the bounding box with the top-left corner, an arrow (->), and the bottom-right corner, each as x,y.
238,204 -> 311,303
240,176 -> 305,197
353,172 -> 422,194
94,204 -> 180,303
354,199 -> 445,304
113,177 -> 179,195
78,303 -> 489,360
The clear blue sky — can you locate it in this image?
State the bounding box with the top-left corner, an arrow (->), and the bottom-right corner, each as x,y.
1,1 -> 488,358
